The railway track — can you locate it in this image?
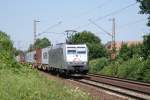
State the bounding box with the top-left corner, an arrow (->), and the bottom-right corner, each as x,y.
73,74 -> 150,100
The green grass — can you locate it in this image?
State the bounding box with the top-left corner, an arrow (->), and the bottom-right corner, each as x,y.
0,66 -> 91,100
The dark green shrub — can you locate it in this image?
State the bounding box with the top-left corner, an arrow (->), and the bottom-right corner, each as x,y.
89,57 -> 109,73
116,57 -> 142,79
99,59 -> 123,76
0,31 -> 21,69
134,59 -> 150,82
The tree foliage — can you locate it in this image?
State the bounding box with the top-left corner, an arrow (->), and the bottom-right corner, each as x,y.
0,31 -> 13,52
67,31 -> 101,44
67,31 -> 107,59
0,31 -> 20,69
137,0 -> 150,58
118,43 -> 142,61
89,57 -> 109,73
137,0 -> 150,26
118,44 -> 132,60
141,34 -> 150,59
28,37 -> 51,51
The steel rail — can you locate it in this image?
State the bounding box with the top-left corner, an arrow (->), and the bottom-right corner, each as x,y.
72,74 -> 150,100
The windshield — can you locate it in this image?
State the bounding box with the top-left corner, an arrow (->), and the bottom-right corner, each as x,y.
67,50 -> 76,54
77,51 -> 86,54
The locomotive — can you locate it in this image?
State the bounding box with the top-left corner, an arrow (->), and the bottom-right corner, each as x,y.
16,43 -> 89,75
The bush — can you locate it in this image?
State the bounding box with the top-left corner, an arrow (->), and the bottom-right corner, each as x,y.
116,57 -> 142,79
87,43 -> 107,60
99,59 -> 123,76
99,57 -> 150,83
89,57 -> 109,73
134,59 -> 150,82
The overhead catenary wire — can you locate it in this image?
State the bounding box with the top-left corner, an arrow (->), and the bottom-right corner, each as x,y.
89,19 -> 112,36
95,2 -> 137,21
74,1 -> 137,30
37,21 -> 62,36
119,18 -> 146,29
74,0 -> 113,18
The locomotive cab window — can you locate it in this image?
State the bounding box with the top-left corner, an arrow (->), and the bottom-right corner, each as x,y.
43,52 -> 48,59
67,50 -> 76,54
77,51 -> 86,54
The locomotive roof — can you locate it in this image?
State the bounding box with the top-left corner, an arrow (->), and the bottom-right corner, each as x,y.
53,43 -> 87,49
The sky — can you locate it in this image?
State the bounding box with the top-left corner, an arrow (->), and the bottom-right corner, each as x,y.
0,0 -> 149,50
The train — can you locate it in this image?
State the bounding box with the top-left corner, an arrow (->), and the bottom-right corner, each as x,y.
16,43 -> 89,75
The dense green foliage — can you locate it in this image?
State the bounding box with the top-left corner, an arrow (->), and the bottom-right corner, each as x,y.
89,57 -> 109,73
141,34 -> 150,59
118,44 -> 133,60
118,44 -> 142,61
99,57 -> 150,82
28,37 -> 51,51
67,31 -> 107,59
137,0 -> 150,26
89,35 -> 150,82
0,31 -> 20,69
90,57 -> 150,82
0,31 -> 13,52
67,31 -> 101,44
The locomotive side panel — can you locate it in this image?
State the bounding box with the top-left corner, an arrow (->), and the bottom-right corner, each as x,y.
48,46 -> 66,69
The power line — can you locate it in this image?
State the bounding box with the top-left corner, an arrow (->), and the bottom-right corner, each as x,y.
119,18 -> 146,29
74,2 -> 137,30
62,0 -> 112,30
37,21 -> 62,37
89,19 -> 112,36
74,0 -> 113,18
95,2 -> 137,21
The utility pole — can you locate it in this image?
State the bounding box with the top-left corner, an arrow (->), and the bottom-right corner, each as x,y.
65,30 -> 77,44
111,18 -> 116,59
33,20 -> 40,44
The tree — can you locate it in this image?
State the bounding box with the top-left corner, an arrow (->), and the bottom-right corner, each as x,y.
67,31 -> 107,59
137,0 -> 150,59
0,31 -> 13,52
141,34 -> 150,59
137,0 -> 150,26
68,31 -> 101,44
34,37 -> 51,49
119,44 -> 133,60
28,37 -> 51,51
118,43 -> 142,60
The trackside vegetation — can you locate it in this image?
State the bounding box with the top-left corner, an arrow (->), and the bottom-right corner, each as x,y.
89,34 -> 150,83
0,68 -> 91,100
0,31 -> 91,100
